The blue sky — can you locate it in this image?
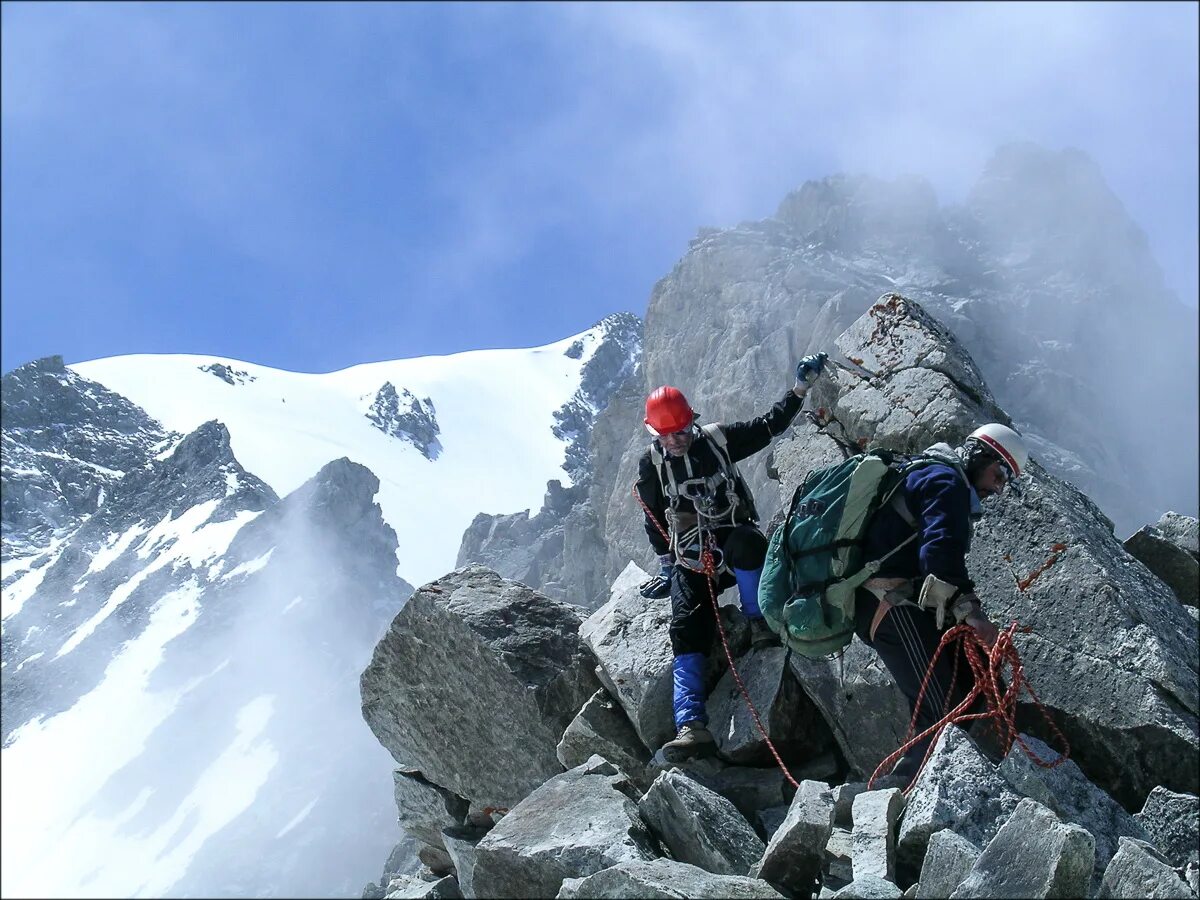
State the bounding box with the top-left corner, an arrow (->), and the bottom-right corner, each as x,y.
2,1 -> 1197,374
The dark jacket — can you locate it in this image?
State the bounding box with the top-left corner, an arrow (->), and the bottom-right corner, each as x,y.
635,390 -> 805,555
862,456 -> 977,591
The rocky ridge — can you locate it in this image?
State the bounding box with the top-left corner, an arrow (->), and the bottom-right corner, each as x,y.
359,295 -> 1199,899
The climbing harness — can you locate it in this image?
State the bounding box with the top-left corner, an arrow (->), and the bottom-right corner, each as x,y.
868,620 -> 1070,793
648,424 -> 750,575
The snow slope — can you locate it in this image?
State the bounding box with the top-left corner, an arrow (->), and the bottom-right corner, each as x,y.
73,326 -> 610,588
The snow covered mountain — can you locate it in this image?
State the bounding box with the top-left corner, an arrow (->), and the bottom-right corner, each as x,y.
0,313 -> 641,898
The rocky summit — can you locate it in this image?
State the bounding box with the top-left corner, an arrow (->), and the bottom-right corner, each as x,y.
360,295 -> 1198,899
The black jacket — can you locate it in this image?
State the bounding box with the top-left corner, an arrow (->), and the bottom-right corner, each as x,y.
635,390 -> 805,555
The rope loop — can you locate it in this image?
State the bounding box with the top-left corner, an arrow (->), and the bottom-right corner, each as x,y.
868,621 -> 1070,793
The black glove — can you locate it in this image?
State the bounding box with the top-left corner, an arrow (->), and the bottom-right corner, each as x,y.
795,352 -> 828,385
639,557 -> 674,599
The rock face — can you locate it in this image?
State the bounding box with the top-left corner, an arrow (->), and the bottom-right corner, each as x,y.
1124,512 -> 1199,607
456,313 -> 643,608
769,295 -> 1198,810
566,144 -> 1196,624
366,382 -> 442,461
1135,786 -> 1200,868
1,355 -> 172,557
1097,837 -> 1194,900
360,565 -> 601,810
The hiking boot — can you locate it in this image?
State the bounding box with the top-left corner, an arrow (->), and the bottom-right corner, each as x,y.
661,721 -> 716,763
748,616 -> 781,650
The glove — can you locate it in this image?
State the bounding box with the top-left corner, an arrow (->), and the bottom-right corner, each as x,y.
639,555 -> 674,599
795,352 -> 828,386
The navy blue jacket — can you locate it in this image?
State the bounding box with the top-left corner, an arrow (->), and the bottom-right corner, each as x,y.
862,461 -> 976,591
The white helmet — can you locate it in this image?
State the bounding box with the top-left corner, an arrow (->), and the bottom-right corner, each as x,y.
965,423 -> 1028,478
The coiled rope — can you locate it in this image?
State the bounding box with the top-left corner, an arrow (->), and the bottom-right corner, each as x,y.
868,620 -> 1070,793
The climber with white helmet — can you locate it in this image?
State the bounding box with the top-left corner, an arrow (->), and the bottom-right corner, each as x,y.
634,353 -> 828,763
854,422 -> 1029,787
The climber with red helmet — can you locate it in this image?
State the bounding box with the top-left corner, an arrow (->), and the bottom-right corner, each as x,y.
635,353 -> 828,762
855,422 -> 1029,788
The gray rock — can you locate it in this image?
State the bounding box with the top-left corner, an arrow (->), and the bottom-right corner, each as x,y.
440,825 -> 489,900
751,778 -> 835,897
757,804 -> 789,842
833,782 -> 869,829
950,798 -> 1094,899
393,770 -> 470,851
638,769 -> 765,876
897,727 -> 1021,871
1135,786 -> 1200,868
557,688 -> 655,794
1186,860 -> 1199,895
851,789 -> 906,882
707,644 -> 835,766
556,858 -> 785,898
363,882 -> 385,900
1097,837 -> 1194,899
688,764 -> 791,830
578,562 -> 677,751
825,826 -> 855,890
361,566 -> 601,811
1124,513 -> 1199,607
418,845 -> 455,877
384,875 -> 463,899
998,733 -> 1150,878
771,295 -> 1200,809
471,756 -> 658,899
916,830 -> 979,900
832,874 -> 904,898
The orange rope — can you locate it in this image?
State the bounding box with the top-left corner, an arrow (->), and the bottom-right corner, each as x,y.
633,484 -> 800,788
868,620 -> 1070,793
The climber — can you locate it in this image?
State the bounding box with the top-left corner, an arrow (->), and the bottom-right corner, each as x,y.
634,353 -> 828,763
855,422 -> 1028,787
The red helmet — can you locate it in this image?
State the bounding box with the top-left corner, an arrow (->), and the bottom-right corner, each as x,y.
644,386 -> 694,436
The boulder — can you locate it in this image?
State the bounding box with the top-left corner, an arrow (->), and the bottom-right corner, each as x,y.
832,875 -> 904,899
383,875 -> 464,899
915,830 -> 979,900
557,687 -> 656,793
556,858 -> 785,898
851,788 -> 906,882
361,566 -> 601,811
998,733 -> 1150,878
707,644 -> 835,766
471,757 -> 658,899
896,727 -> 1021,871
440,825 -> 489,900
579,563 -> 676,751
688,764 -> 792,830
392,770 -> 470,851
751,778 -> 835,897
1097,837 -> 1194,899
1124,512 -> 1199,607
638,769 -> 765,876
825,825 -> 855,890
1135,786 -> 1200,867
950,798 -> 1094,899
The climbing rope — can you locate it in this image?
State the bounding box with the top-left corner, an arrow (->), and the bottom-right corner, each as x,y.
868,620 -> 1070,793
633,484 -> 800,789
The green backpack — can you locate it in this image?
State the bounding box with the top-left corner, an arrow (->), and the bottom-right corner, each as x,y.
759,449 -> 940,659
